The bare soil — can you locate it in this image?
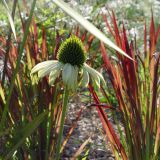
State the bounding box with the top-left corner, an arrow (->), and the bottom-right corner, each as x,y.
62,95 -> 116,160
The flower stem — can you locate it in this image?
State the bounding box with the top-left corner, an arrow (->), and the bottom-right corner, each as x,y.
56,88 -> 69,160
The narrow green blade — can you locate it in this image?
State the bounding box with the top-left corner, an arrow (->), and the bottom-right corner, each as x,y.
4,111 -> 48,160
2,0 -> 17,41
53,0 -> 133,60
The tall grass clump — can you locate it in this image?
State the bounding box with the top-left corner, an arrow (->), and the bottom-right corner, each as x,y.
53,1 -> 159,159
0,1 -> 87,159
0,1 -> 135,159
90,13 -> 160,159
0,0 -> 59,159
1,0 -> 159,159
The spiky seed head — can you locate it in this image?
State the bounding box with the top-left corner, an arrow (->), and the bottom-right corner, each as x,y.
57,36 -> 86,67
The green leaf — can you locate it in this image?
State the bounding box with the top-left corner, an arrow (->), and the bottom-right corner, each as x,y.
0,83 -> 5,104
4,111 -> 48,160
82,148 -> 90,160
53,0 -> 133,60
2,0 -> 17,41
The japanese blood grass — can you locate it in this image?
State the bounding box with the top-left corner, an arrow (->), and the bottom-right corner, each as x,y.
0,3 -> 105,158
0,1 -> 151,160
92,13 -> 160,159
0,0 -> 37,131
0,1 -> 77,159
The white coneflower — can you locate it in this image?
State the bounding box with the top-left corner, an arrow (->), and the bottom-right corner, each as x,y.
30,35 -> 105,160
31,35 -> 105,91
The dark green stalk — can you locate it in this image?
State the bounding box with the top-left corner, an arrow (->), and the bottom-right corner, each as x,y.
56,88 -> 69,160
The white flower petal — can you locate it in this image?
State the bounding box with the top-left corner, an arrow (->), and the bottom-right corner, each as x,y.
83,64 -> 100,87
71,66 -> 78,91
31,60 -> 58,75
49,63 -> 64,85
62,63 -> 78,91
38,62 -> 59,78
80,68 -> 89,87
83,63 -> 105,88
62,63 -> 73,86
49,71 -> 59,85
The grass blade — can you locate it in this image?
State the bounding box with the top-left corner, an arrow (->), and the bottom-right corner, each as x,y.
0,0 -> 37,131
52,0 -> 133,60
89,84 -> 127,159
71,137 -> 91,160
2,0 -> 18,86
2,0 -> 17,41
4,111 -> 48,160
61,106 -> 84,153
